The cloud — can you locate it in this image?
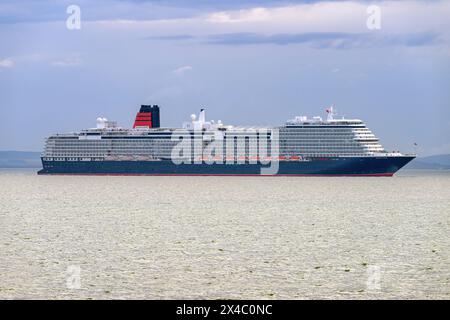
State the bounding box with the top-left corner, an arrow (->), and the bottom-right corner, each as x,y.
51,57 -> 82,67
2,0 -> 450,40
204,32 -> 363,46
331,68 -> 340,73
147,32 -> 440,49
108,1 -> 450,50
0,0 -> 302,24
172,65 -> 193,74
201,1 -> 450,35
145,34 -> 196,41
0,58 -> 14,68
207,7 -> 270,23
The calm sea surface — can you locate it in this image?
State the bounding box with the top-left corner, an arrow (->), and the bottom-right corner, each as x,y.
0,169 -> 449,299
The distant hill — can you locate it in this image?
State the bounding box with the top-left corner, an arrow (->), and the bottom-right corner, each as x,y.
405,154 -> 450,170
0,151 -> 41,168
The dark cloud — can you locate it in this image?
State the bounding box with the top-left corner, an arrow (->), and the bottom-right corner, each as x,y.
145,34 -> 197,40
380,33 -> 441,47
0,0 -> 323,24
206,32 -> 361,46
145,32 -> 440,49
118,0 -> 322,8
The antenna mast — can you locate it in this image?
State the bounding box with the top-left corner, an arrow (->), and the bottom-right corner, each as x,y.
326,105 -> 335,121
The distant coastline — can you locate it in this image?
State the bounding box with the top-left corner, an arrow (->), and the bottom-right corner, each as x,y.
1,151 -> 449,170
0,151 -> 41,168
404,154 -> 450,170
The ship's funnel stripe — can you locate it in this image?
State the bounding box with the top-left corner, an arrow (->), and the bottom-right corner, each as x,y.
133,112 -> 152,128
133,105 -> 160,128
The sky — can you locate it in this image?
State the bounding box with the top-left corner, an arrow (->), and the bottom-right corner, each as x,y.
0,0 -> 449,156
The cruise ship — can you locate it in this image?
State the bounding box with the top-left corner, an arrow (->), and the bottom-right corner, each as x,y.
38,105 -> 415,176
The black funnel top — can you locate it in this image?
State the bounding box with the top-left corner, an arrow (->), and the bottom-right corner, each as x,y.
139,105 -> 160,128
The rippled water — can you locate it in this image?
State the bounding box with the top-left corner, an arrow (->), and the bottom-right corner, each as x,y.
0,169 -> 449,299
